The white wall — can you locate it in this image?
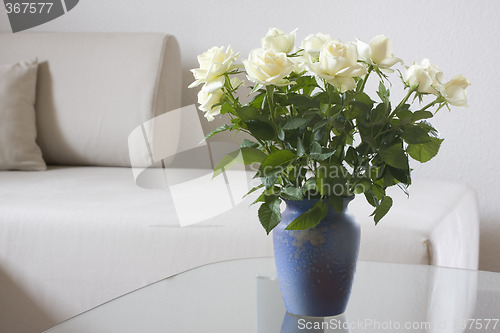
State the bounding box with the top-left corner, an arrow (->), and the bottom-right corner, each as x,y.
1,0 -> 499,272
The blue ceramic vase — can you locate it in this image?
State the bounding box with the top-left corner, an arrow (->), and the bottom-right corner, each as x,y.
273,198 -> 360,317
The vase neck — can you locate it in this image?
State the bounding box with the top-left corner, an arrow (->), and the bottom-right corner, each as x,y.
283,197 -> 353,215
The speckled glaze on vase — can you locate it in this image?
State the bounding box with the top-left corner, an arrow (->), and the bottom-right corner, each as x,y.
273,198 -> 360,317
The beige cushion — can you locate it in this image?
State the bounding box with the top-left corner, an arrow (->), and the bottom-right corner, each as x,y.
0,59 -> 46,171
0,33 -> 181,167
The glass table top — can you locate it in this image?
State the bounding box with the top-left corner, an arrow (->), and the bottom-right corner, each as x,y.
44,258 -> 500,333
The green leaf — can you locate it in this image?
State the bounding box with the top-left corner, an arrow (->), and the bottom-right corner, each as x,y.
281,186 -> 303,201
258,149 -> 296,177
251,193 -> 266,205
204,124 -> 229,141
419,120 -> 439,137
246,121 -> 275,141
412,110 -> 433,121
364,190 -> 379,207
320,103 -> 330,115
344,106 -> 361,120
327,104 -> 343,118
345,146 -> 358,167
371,196 -> 393,225
213,148 -> 267,177
353,179 -> 372,194
402,125 -> 431,144
316,162 -> 348,196
312,119 -> 328,132
377,81 -> 390,104
316,90 -> 342,105
287,94 -> 314,109
328,196 -> 344,214
378,144 -> 409,170
260,176 -> 277,190
296,137 -> 305,157
213,149 -> 240,178
292,75 -> 318,96
249,92 -> 265,108
309,142 -> 335,161
373,184 -> 385,200
396,109 -> 413,120
288,163 -> 306,184
282,117 -> 310,130
407,137 -> 444,163
381,167 -> 397,187
310,141 -> 321,154
235,106 -> 259,121
372,103 -> 389,125
313,126 -> 326,142
277,129 -> 285,141
240,147 -> 267,164
347,92 -> 374,109
240,139 -> 259,149
220,103 -> 234,115
388,166 -> 411,185
285,200 -> 328,230
243,184 -> 264,199
258,196 -> 282,234
302,178 -> 317,194
252,84 -> 265,94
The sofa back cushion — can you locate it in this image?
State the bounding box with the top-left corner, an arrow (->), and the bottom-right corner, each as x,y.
0,33 -> 181,167
0,59 -> 46,171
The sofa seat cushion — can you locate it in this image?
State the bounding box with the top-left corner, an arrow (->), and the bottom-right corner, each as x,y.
0,166 -> 272,332
0,167 -> 479,332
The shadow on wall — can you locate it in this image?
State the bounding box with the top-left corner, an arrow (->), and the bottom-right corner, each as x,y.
0,268 -> 55,333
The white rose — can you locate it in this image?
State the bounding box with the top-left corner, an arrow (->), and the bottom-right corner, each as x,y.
197,77 -> 243,121
289,55 -> 307,74
261,28 -> 296,54
444,74 -> 470,107
405,59 -> 444,94
301,33 -> 333,60
243,48 -> 294,86
197,87 -> 224,121
306,40 -> 367,92
356,35 -> 402,70
189,46 -> 239,88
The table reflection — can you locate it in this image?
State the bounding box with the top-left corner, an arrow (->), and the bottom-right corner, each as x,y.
257,262 -> 478,333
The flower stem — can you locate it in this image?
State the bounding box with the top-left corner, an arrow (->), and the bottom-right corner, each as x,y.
419,97 -> 445,114
384,87 -> 416,122
266,85 -> 275,117
266,85 -> 286,149
420,101 -> 436,111
373,88 -> 416,140
357,66 -> 372,92
394,88 -> 415,113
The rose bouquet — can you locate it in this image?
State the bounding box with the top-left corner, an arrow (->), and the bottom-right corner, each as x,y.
189,28 -> 469,234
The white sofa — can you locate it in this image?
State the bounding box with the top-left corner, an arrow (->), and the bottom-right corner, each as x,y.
0,33 -> 480,333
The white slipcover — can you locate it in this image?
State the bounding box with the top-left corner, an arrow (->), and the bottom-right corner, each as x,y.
0,167 -> 479,332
